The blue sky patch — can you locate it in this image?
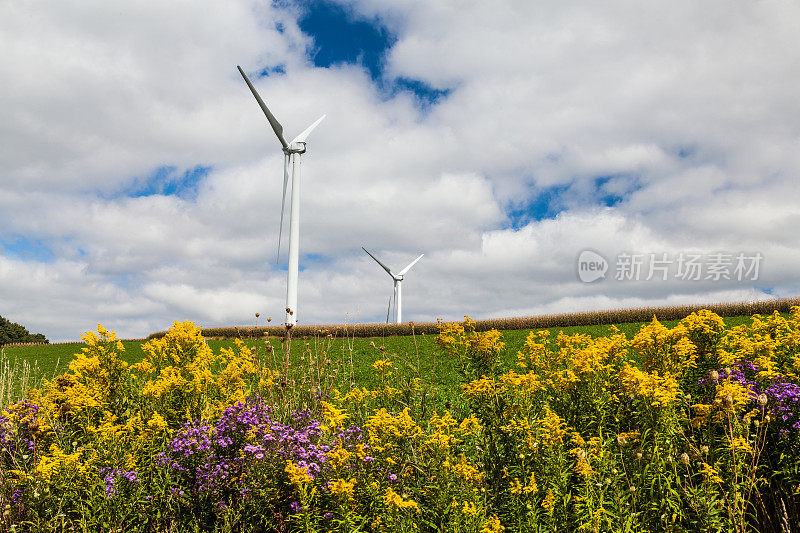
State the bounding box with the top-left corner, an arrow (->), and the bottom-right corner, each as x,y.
116,165 -> 211,200
504,175 -> 641,229
594,176 -> 623,207
1,235 -> 55,263
259,64 -> 286,77
593,175 -> 641,207
506,184 -> 570,229
390,78 -> 451,109
299,0 -> 394,80
298,0 -> 451,108
302,253 -> 332,266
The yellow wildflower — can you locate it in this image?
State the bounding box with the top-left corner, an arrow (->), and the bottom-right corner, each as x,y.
729,436 -> 753,453
147,413 -> 168,433
372,359 -> 393,372
321,401 -> 348,430
385,487 -> 419,511
450,453 -> 483,482
539,407 -> 568,446
714,379 -> 752,412
285,460 -> 313,488
481,515 -> 505,533
680,309 -> 726,356
524,472 -> 537,494
463,376 -> 497,399
543,489 -> 556,514
632,317 -> 696,376
35,444 -> 84,483
328,445 -> 352,469
462,501 -> 479,517
618,362 -> 679,407
699,462 -> 723,484
457,414 -> 483,437
328,478 -> 356,498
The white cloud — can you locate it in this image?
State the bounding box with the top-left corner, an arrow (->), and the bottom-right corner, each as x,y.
0,0 -> 798,341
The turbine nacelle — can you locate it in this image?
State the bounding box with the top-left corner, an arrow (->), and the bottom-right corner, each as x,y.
284,142 -> 307,155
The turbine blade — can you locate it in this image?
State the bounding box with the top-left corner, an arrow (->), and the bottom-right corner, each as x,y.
237,65 -> 288,149
276,153 -> 290,263
386,294 -> 392,325
290,114 -> 326,145
362,247 -> 395,277
397,253 -> 424,276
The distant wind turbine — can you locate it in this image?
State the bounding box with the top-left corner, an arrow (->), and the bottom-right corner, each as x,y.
238,65 -> 325,327
362,247 -> 424,324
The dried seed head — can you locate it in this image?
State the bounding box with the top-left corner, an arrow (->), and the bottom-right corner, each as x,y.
680,452 -> 690,465
723,395 -> 734,409
758,393 -> 768,407
701,445 -> 709,454
617,434 -> 629,447
710,370 -> 720,381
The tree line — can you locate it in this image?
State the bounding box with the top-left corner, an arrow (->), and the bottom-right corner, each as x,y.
0,314 -> 48,346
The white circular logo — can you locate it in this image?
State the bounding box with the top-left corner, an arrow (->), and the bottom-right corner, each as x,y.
577,250 -> 608,283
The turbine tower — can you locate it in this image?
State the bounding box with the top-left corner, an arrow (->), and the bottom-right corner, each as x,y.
238,65 -> 325,327
362,247 -> 424,324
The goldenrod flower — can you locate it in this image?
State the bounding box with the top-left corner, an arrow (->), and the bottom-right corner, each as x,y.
480,515 -> 505,533
328,478 -> 356,498
619,362 -> 679,407
285,460 -> 313,488
384,487 -> 419,511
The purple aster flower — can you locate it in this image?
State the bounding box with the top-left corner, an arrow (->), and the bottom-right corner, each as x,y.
100,468 -> 139,498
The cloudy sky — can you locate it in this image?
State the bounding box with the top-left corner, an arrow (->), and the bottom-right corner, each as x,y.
1,0 -> 799,341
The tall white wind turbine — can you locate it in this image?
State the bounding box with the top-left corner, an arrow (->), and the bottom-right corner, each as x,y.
362,247 -> 424,324
238,65 -> 326,327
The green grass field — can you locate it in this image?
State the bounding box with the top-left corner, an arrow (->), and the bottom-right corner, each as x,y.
1,314 -> 764,403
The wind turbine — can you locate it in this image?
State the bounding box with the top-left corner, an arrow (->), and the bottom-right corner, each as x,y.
237,65 -> 326,327
362,247 -> 424,324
